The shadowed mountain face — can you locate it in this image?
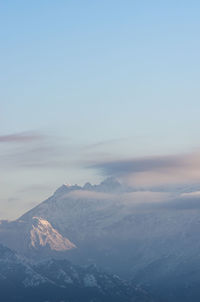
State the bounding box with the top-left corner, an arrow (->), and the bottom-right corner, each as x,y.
1,178 -> 200,301
0,244 -> 154,302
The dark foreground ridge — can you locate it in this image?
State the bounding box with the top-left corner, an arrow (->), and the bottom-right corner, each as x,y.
0,244 -> 154,302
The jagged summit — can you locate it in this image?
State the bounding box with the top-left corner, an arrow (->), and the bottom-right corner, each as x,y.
83,182 -> 93,190
54,184 -> 82,196
98,177 -> 122,192
100,177 -> 120,185
54,177 -> 124,197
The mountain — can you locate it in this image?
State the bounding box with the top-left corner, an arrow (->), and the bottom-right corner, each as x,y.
30,217 -> 76,251
18,178 -> 131,246
0,216 -> 76,257
0,243 -> 154,302
0,243 -> 49,302
2,178 -> 200,301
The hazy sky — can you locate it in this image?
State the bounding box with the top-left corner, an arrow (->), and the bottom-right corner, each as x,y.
1,1 -> 200,219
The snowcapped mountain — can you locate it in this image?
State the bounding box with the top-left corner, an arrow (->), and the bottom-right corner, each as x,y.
30,217 -> 76,251
2,178 -> 200,301
53,177 -> 126,195
18,178 -> 131,245
0,216 -> 75,257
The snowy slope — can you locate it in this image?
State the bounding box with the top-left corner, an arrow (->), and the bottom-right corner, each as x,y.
0,216 -> 76,257
30,217 -> 76,251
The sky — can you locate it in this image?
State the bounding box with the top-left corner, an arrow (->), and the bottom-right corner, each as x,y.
1,0 -> 200,219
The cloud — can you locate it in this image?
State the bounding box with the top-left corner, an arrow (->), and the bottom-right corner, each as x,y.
87,152 -> 200,187
0,144 -> 71,170
56,187 -> 200,213
66,190 -> 117,201
89,154 -> 183,175
159,194 -> 200,211
83,138 -> 125,150
60,189 -> 171,209
181,191 -> 200,197
0,131 -> 77,170
0,131 -> 44,143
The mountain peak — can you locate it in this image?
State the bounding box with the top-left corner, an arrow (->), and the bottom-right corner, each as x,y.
83,182 -> 93,190
54,178 -> 123,196
54,184 -> 82,196
30,217 -> 76,251
99,177 -> 121,188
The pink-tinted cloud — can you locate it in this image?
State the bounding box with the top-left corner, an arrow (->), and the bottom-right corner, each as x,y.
0,131 -> 44,143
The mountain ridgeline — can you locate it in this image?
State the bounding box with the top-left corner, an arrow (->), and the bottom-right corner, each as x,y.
1,178 -> 200,301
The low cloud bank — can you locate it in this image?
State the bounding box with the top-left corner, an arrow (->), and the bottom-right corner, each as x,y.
88,152 -> 200,187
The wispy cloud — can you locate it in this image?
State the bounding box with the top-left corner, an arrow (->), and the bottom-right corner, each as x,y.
0,131 -> 44,143
83,138 -> 125,150
56,187 -> 200,212
0,131 -> 78,170
87,152 -> 200,187
89,154 -> 183,175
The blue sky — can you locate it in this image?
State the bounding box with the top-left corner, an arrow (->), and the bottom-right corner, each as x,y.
1,1 -> 200,219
